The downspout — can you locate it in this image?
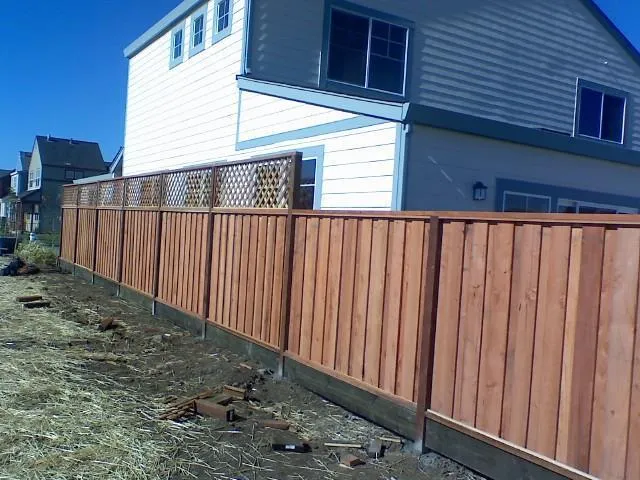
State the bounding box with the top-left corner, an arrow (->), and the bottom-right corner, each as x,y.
392,122 -> 411,210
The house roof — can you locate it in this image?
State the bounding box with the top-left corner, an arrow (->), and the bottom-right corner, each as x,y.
18,189 -> 41,203
18,151 -> 31,171
35,136 -> 106,172
107,146 -> 124,173
0,170 -> 12,179
124,0 -> 206,58
122,0 -> 640,71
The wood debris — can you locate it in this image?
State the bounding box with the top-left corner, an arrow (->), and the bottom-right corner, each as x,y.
98,317 -> 119,332
259,419 -> 290,430
325,442 -> 363,449
16,295 -> 42,303
223,385 -> 247,400
341,454 -> 365,467
22,301 -> 50,309
159,388 -> 217,421
195,399 -> 236,421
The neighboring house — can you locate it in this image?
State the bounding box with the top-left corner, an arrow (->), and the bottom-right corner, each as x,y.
74,147 -> 124,184
18,136 -> 106,232
0,170 -> 15,225
122,0 -> 640,213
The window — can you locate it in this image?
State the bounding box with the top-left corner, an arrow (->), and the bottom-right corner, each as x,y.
502,191 -> 551,213
10,175 -> 17,193
169,24 -> 185,68
190,7 -> 207,57
327,8 -> 409,95
298,158 -> 317,209
213,0 -> 232,43
64,169 -> 84,180
28,169 -> 41,189
558,199 -> 637,214
576,81 -> 627,144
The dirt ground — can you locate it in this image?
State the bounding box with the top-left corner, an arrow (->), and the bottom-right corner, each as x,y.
0,268 -> 483,480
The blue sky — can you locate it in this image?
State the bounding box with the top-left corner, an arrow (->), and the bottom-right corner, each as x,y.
0,0 -> 639,170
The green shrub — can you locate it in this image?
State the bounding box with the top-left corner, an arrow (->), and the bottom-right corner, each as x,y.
16,242 -> 58,266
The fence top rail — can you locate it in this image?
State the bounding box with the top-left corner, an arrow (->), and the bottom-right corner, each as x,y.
286,209 -> 640,226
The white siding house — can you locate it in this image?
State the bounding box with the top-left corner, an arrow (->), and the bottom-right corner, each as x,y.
123,0 -> 640,212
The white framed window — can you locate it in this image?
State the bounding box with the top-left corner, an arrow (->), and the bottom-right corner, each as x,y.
502,191 -> 551,213
326,7 -> 409,96
298,158 -> 317,210
213,0 -> 232,43
189,6 -> 207,57
10,175 -> 17,193
28,169 -> 41,189
575,80 -> 627,144
558,199 -> 637,214
169,23 -> 185,68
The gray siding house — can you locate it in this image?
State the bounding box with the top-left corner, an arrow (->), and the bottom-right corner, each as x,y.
18,136 -> 106,232
124,0 -> 640,213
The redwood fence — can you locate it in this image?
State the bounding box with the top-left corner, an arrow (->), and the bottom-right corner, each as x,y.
60,154 -> 640,480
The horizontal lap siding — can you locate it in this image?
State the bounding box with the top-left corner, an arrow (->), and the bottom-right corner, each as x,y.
158,212 -> 209,316
207,213 -> 287,347
429,221 -> 640,479
60,209 -> 77,262
121,211 -> 158,295
75,209 -> 96,270
287,215 -> 427,403
95,210 -> 122,280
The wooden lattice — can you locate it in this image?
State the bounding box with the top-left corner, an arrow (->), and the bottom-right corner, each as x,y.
78,184 -> 98,206
214,154 -> 297,208
163,168 -> 212,208
125,175 -> 162,207
62,186 -> 79,207
98,179 -> 125,207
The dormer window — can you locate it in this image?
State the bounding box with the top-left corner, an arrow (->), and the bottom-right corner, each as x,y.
575,80 -> 627,144
169,23 -> 185,68
28,169 -> 41,190
189,6 -> 207,57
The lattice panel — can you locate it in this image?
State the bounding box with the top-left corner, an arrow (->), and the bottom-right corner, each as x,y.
98,179 -> 125,207
125,175 -> 161,207
78,184 -> 98,206
214,156 -> 294,208
62,186 -> 79,207
163,168 -> 212,208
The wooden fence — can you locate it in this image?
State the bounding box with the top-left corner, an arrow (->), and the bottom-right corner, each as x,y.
60,159 -> 640,480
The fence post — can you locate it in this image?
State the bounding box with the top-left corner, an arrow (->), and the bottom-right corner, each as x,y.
59,202 -> 65,260
151,175 -> 166,316
91,183 -> 101,284
200,166 -> 217,339
414,216 -> 442,450
72,186 -> 81,270
277,153 -> 302,377
116,179 -> 127,295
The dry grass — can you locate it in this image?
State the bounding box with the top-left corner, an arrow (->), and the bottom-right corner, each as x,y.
15,242 -> 58,266
0,278 -> 207,480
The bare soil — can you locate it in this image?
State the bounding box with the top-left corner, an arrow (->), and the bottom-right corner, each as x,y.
2,268 -> 483,480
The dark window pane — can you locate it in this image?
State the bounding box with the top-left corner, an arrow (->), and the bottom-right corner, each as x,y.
558,202 -> 577,213
328,10 -> 368,85
388,42 -> 405,61
503,193 -> 527,212
527,196 -> 550,213
370,37 -> 388,56
300,159 -> 316,186
390,25 -> 407,43
578,88 -> 602,138
368,55 -> 404,93
298,186 -> 315,209
371,20 -> 389,39
601,94 -> 625,143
